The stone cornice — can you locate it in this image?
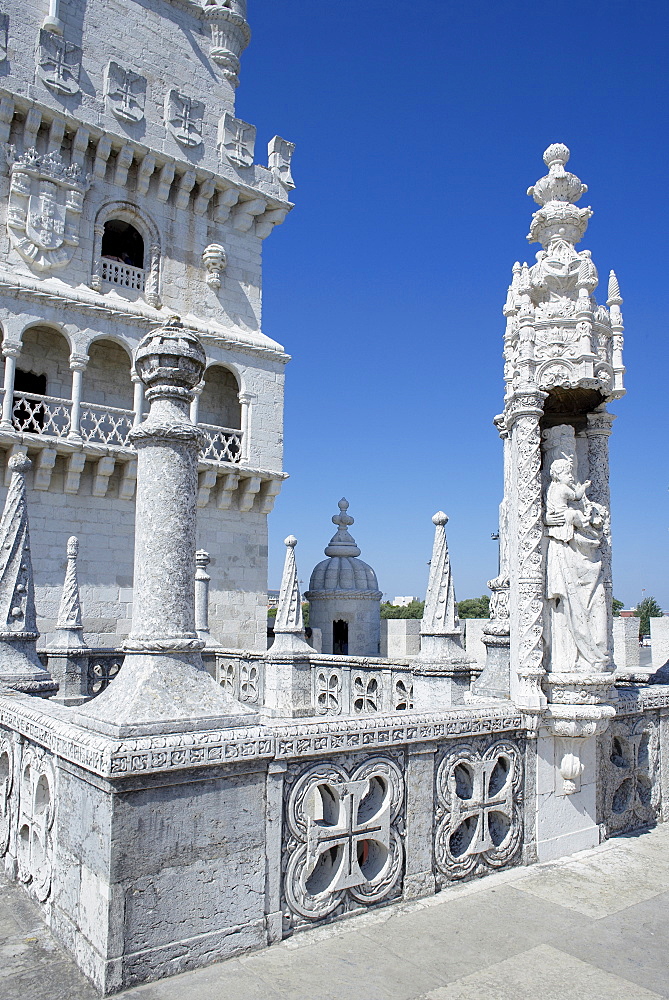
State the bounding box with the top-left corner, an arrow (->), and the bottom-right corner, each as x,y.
4,91 -> 292,212
0,691 -> 524,780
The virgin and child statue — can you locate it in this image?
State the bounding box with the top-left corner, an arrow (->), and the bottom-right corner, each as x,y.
544,457 -> 609,672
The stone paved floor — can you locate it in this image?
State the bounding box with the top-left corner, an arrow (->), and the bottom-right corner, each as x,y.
2,824 -> 669,1000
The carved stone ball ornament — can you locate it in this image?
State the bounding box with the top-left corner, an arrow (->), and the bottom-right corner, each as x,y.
133,316 -> 206,403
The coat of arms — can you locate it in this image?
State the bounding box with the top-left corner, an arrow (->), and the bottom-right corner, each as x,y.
165,90 -> 204,148
218,112 -> 256,168
6,148 -> 91,271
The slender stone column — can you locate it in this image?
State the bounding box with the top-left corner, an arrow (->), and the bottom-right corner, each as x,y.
507,390 -> 547,709
67,354 -> 87,442
195,548 -> 215,645
0,455 -> 56,695
80,318 -> 255,731
0,344 -> 20,429
586,406 -> 615,663
239,391 -> 254,461
131,371 -> 144,427
190,381 -> 204,425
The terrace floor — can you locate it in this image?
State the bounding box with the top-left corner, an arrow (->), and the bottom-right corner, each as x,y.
2,822 -> 668,1000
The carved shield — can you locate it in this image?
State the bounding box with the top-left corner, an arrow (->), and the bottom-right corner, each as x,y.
26,192 -> 66,251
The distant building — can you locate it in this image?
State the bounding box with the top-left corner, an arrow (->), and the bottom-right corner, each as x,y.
392,596 -> 420,607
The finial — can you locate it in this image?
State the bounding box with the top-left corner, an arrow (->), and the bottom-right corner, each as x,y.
607,269 -> 622,305
543,142 -> 570,167
271,533 -> 311,653
55,535 -> 86,644
325,498 -> 361,558
421,510 -> 458,636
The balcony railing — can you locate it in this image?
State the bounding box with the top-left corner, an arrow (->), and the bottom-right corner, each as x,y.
199,422 -> 243,463
80,402 -> 133,448
101,258 -> 146,292
12,391 -> 71,437
3,391 -> 243,463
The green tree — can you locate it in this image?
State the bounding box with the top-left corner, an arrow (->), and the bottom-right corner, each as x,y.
380,600 -> 425,619
612,597 -> 624,617
267,606 -> 277,619
634,596 -> 663,638
456,595 -> 490,619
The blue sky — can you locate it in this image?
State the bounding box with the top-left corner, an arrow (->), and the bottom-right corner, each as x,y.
239,0 -> 668,609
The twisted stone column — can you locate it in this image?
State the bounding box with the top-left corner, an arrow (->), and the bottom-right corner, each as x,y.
81,318 -> 254,731
507,390 -> 547,709
0,455 -> 56,696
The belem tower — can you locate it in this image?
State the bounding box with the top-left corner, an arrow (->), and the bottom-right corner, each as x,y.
0,0 -> 666,995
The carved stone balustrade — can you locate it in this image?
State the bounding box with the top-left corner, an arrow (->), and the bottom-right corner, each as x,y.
0,387 -> 282,509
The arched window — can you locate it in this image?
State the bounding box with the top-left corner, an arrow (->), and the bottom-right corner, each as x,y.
101,220 -> 144,269
92,203 -> 160,304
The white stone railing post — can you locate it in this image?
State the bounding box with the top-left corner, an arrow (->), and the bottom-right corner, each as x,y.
67,353 -> 88,442
81,318 -> 255,730
0,343 -> 20,429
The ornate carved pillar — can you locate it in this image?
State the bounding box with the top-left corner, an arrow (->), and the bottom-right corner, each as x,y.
0,344 -> 20,429
146,243 -> 161,308
507,389 -> 547,710
80,318 -> 255,732
67,353 -> 88,442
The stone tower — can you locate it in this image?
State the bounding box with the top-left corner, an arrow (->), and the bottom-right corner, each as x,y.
0,0 -> 293,650
305,499 -> 382,656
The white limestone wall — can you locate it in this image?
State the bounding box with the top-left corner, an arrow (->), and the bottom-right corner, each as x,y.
380,619 -> 421,658
463,618 -> 489,671
308,597 -> 381,657
535,731 -> 599,862
613,617 -> 640,670
651,617 -> 669,670
4,0 -> 238,173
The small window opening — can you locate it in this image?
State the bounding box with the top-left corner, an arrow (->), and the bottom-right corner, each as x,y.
13,369 -> 47,430
333,620 -> 348,655
101,220 -> 144,269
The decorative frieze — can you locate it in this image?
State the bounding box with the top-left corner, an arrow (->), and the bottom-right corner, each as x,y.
434,736 -> 524,883
105,62 -> 146,124
16,742 -> 56,902
598,715 -> 661,836
282,754 -> 405,925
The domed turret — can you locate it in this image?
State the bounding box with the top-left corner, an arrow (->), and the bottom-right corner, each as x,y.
305,499 -> 381,656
